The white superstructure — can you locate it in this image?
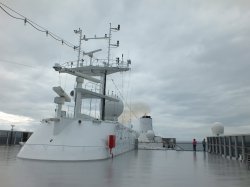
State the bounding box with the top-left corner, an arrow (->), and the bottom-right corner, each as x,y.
17,24 -> 137,161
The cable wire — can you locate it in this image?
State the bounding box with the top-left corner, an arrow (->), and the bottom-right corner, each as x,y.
111,79 -> 138,119
0,59 -> 35,68
26,20 -> 47,33
0,4 -> 23,20
0,2 -> 76,51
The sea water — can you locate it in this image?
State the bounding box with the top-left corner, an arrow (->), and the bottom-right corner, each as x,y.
1,146 -> 250,187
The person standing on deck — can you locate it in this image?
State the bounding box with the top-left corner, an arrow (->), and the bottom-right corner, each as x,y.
202,138 -> 206,151
192,139 -> 197,151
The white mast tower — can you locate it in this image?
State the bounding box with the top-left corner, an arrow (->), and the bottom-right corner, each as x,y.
53,23 -> 130,120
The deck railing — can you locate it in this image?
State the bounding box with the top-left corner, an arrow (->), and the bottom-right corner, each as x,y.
175,142 -> 204,151
207,134 -> 250,168
0,130 -> 32,145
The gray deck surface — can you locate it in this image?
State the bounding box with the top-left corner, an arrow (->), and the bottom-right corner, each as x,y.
0,146 -> 250,187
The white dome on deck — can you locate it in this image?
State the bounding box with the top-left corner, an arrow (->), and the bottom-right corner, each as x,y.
146,130 -> 155,140
105,100 -> 124,121
211,122 -> 224,136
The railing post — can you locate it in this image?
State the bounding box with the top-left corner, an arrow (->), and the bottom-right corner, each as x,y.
215,137 -> 218,154
235,136 -> 238,160
242,136 -> 245,161
223,137 -> 226,157
229,136 -> 232,159
210,137 -> 212,153
13,132 -> 16,145
208,137 -> 211,152
6,132 -> 9,145
247,154 -> 250,169
214,137 -> 216,153
219,137 -> 222,155
211,137 -> 214,153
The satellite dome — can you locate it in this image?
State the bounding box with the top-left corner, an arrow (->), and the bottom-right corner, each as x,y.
105,99 -> 124,121
211,122 -> 224,136
146,130 -> 155,140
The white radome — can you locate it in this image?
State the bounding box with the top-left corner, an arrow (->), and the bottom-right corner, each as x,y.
146,130 -> 155,140
211,122 -> 224,136
105,99 -> 124,121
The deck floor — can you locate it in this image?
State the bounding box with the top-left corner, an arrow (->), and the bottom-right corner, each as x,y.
0,146 -> 250,187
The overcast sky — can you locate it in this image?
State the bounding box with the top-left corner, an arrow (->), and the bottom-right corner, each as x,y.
1,0 -> 250,140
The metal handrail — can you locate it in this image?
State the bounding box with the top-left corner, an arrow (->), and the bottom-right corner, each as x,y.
25,143 -> 105,148
175,144 -> 185,151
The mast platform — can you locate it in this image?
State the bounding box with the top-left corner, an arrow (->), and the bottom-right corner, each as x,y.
71,65 -> 130,76
75,88 -> 119,102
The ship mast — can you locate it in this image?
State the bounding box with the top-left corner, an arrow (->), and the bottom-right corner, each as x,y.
101,23 -> 120,120
73,28 -> 83,117
53,24 -> 128,120
73,26 -> 116,119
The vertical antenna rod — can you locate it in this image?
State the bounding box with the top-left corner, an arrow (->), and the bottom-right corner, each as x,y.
74,28 -> 82,67
107,23 -> 120,66
101,23 -> 120,120
73,27 -> 111,118
107,23 -> 112,66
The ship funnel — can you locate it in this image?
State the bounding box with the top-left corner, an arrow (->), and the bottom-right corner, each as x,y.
139,115 -> 153,133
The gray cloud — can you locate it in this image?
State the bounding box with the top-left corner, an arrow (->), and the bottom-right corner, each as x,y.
1,0 -> 250,140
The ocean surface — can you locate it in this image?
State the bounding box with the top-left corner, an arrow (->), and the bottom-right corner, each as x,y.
176,142 -> 204,151
1,146 -> 250,187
